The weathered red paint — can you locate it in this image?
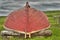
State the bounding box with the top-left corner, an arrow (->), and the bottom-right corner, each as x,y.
4,2 -> 50,34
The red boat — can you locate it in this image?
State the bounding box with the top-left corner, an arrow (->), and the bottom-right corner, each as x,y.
4,2 -> 50,38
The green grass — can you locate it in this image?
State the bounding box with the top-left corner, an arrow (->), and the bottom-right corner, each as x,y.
0,11 -> 60,40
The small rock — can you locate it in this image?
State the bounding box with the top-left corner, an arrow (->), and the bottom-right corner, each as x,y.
44,30 -> 52,36
38,30 -> 52,36
1,30 -> 20,36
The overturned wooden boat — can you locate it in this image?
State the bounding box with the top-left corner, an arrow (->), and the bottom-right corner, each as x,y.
4,2 -> 50,38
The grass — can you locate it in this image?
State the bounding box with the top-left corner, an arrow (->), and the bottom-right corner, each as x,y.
0,11 -> 60,40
